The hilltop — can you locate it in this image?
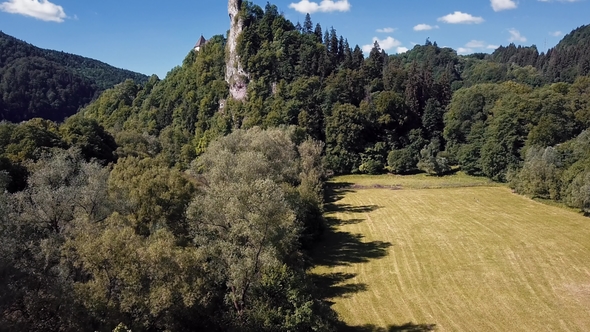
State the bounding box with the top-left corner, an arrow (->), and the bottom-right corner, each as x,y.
1,1 -> 590,330
0,31 -> 149,122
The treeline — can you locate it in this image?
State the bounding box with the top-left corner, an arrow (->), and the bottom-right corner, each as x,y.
0,122 -> 337,331
81,2 -> 590,207
2,1 -> 590,330
490,24 -> 590,83
511,129 -> 590,213
0,31 -> 149,122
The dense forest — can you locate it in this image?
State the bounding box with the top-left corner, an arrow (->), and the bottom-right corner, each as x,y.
0,31 -> 149,122
2,1 -> 590,330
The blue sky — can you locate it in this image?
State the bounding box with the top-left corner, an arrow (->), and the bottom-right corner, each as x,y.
1,0 -> 588,78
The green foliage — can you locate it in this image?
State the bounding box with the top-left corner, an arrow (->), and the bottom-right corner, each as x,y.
0,149 -> 110,331
0,32 -> 148,89
4,4 -> 590,330
510,146 -> 563,199
108,156 -> 196,238
80,36 -> 229,166
0,126 -> 335,331
245,265 -> 337,331
0,31 -> 148,122
66,217 -> 207,331
1,118 -> 64,163
296,139 -> 327,245
489,26 -> 590,83
324,104 -> 365,174
569,76 -> 590,127
0,56 -> 96,122
60,116 -> 117,164
444,79 -> 584,182
417,140 -> 451,176
388,148 -> 417,174
187,127 -> 335,329
359,158 -> 384,175
562,167 -> 590,213
189,177 -> 298,315
444,83 -> 509,154
113,131 -> 160,159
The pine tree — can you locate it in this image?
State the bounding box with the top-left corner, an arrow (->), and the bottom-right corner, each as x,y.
314,23 -> 323,43
342,39 -> 353,69
365,41 -> 384,80
303,13 -> 313,34
352,45 -> 364,69
295,21 -> 303,33
338,36 -> 345,63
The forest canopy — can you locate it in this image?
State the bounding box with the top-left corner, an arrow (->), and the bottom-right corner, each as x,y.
0,31 -> 148,122
1,1 -> 590,331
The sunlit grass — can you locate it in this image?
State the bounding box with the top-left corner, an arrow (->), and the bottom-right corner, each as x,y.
331,171 -> 496,189
312,173 -> 590,331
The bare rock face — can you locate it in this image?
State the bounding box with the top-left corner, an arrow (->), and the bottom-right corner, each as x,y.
226,0 -> 248,101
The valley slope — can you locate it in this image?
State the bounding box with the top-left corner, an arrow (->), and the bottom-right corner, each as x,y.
313,174 -> 590,331
0,31 -> 149,122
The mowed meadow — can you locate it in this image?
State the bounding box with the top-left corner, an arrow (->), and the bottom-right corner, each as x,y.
311,173 -> 590,331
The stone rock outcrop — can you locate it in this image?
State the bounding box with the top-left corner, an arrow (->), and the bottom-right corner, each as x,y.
226,0 -> 248,101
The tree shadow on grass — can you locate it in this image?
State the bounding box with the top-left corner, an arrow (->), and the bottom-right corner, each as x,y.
312,220 -> 392,267
312,183 -> 436,331
310,272 -> 367,302
314,183 -> 390,268
327,203 -> 383,214
309,183 -> 392,302
325,182 -> 356,204
324,182 -> 383,215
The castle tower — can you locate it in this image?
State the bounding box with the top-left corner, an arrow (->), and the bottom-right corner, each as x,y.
194,35 -> 207,52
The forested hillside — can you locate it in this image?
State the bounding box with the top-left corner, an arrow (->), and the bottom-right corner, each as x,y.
1,1 -> 590,331
80,3 -> 590,182
489,24 -> 590,83
0,31 -> 149,122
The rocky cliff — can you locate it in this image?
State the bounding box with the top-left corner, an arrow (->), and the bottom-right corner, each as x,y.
226,0 -> 248,101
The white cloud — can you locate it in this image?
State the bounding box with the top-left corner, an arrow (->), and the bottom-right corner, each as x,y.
466,40 -> 486,48
379,36 -> 402,50
397,47 -> 409,53
457,47 -> 473,54
508,28 -> 527,42
362,36 -> 402,53
376,27 -> 395,33
457,40 -> 498,54
288,0 -> 350,14
550,31 -> 563,36
413,24 -> 439,31
0,0 -> 66,22
491,0 -> 517,11
438,11 -> 484,24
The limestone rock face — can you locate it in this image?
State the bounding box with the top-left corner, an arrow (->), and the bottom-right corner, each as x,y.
226,0 -> 248,101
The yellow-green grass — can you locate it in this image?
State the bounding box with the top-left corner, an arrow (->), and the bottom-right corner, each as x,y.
312,174 -> 590,331
332,172 -> 496,189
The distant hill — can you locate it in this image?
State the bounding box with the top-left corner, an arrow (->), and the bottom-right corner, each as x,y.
0,31 -> 149,122
555,24 -> 590,50
489,24 -> 590,83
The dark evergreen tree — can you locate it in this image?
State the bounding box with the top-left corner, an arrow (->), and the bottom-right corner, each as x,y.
303,13 -> 314,34
352,45 -> 364,69
314,23 -> 323,43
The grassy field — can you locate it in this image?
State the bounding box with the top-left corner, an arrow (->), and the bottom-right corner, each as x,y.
312,173 -> 590,331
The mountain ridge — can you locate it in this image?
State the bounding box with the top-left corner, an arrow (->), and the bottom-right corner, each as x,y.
0,31 -> 149,122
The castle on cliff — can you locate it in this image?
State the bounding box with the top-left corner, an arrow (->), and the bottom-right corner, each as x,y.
194,35 -> 207,52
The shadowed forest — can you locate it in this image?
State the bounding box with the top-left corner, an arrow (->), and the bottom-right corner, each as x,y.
2,0 -> 590,330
